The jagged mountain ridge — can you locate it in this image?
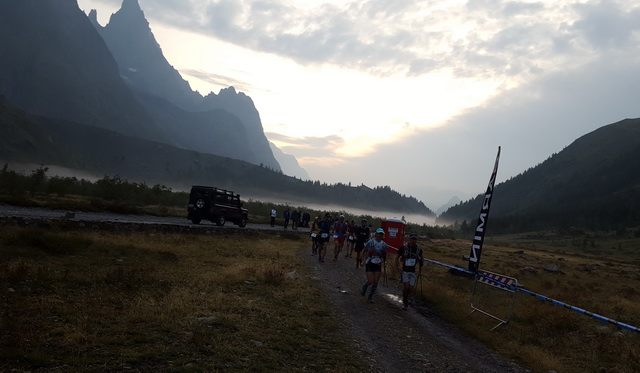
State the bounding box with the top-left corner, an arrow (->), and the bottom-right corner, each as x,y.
0,0 -> 165,143
87,1 -> 199,110
89,0 -> 281,171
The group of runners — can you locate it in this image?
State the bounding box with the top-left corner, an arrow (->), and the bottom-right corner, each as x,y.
309,213 -> 425,310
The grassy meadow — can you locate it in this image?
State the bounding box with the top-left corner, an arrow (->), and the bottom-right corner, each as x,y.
420,232 -> 640,373
0,223 -> 367,372
1,218 -> 639,372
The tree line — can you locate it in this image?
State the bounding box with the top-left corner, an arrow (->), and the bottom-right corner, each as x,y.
0,164 -> 458,239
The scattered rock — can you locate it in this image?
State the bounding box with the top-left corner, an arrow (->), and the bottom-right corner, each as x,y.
286,271 -> 298,279
512,250 -> 524,255
197,316 -> 217,324
250,340 -> 264,347
543,264 -> 562,273
520,267 -> 538,274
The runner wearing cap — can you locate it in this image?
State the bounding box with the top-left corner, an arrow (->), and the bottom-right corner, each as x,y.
354,219 -> 371,268
395,233 -> 424,310
360,228 -> 389,303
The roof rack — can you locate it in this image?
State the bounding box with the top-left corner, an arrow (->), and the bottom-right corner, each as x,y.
192,185 -> 238,196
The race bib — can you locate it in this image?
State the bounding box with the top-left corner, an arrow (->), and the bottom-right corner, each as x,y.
404,258 -> 416,267
321,233 -> 329,238
370,257 -> 382,264
311,233 -> 317,238
333,234 -> 338,238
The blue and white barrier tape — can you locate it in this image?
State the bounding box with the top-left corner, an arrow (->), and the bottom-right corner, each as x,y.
423,258 -> 640,334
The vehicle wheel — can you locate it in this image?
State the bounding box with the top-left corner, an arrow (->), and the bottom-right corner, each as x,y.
238,217 -> 247,227
195,198 -> 206,209
191,218 -> 202,224
215,215 -> 226,226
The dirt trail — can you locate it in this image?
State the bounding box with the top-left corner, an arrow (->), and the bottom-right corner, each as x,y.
301,248 -> 530,373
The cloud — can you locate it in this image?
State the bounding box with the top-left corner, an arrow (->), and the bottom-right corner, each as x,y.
92,0 -> 640,87
135,0 -> 638,92
571,0 -> 640,50
180,69 -> 255,93
300,53 -> 640,206
265,132 -> 345,159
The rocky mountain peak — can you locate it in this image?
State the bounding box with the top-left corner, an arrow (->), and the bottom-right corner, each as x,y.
88,0 -> 283,172
219,86 -> 238,96
122,0 -> 143,12
88,9 -> 99,26
107,0 -> 149,32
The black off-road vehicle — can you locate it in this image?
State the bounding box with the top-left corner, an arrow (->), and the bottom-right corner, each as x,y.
187,185 -> 248,227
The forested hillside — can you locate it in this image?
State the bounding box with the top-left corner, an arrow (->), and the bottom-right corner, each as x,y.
438,118 -> 640,233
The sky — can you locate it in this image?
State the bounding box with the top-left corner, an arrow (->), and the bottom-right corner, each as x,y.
77,0 -> 640,210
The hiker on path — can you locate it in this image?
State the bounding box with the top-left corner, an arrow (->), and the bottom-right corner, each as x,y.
354,219 -> 371,268
395,233 -> 424,310
317,213 -> 333,262
302,212 -> 310,228
291,210 -> 300,230
270,208 -> 277,227
283,208 -> 290,229
360,228 -> 389,303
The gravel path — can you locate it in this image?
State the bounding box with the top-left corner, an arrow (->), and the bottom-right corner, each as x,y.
301,248 -> 530,373
0,204 -> 276,231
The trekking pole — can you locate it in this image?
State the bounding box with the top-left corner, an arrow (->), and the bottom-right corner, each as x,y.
383,261 -> 388,287
418,264 -> 423,297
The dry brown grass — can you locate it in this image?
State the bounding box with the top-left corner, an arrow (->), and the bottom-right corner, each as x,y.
0,224 -> 367,372
2,223 -> 639,372
420,233 -> 640,373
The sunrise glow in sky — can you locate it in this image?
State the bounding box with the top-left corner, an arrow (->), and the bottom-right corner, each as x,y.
78,0 -> 640,209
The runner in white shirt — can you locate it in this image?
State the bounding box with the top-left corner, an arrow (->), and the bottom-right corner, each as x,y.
360,228 -> 389,303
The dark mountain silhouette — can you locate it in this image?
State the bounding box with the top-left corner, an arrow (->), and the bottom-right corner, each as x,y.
0,0 -> 431,214
87,1 -> 199,110
132,91 -> 261,162
89,0 -> 281,171
269,142 -> 310,180
438,118 -> 640,232
0,0 -> 165,143
0,94 -> 432,215
435,196 -> 461,216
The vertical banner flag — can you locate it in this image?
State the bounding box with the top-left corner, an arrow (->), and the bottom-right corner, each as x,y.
468,146 -> 501,273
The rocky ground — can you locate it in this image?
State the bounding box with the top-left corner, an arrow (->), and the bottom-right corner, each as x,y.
301,247 -> 530,373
